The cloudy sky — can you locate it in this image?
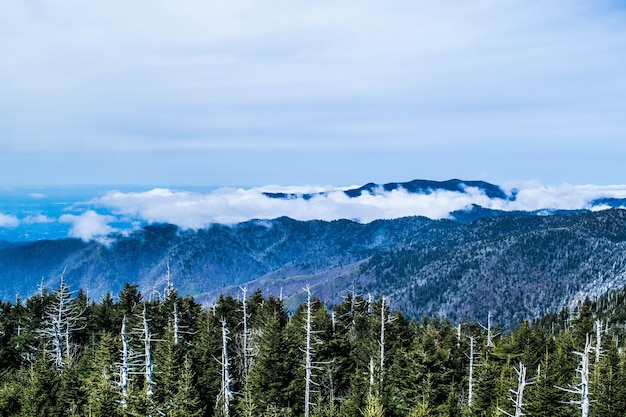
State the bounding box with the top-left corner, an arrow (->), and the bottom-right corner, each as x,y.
2,0 -> 626,188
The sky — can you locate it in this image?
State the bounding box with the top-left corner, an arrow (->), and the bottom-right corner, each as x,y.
1,0 -> 626,188
2,1 -> 626,242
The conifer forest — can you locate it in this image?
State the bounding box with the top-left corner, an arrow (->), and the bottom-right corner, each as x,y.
1,278 -> 626,417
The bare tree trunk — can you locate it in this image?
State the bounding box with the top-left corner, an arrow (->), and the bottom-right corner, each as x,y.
118,316 -> 131,406
173,302 -> 179,345
38,272 -> 84,372
479,311 -> 500,349
304,286 -> 314,417
164,260 -> 174,298
468,337 -> 476,408
499,362 -> 534,417
240,286 -> 251,378
141,306 -> 154,397
379,296 -> 386,390
557,334 -> 592,417
218,319 -> 233,417
595,319 -> 605,363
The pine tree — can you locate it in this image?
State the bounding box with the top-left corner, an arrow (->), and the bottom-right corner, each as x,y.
154,322 -> 180,414
589,340 -> 624,417
167,355 -> 204,417
83,333 -> 122,417
19,350 -> 60,417
362,393 -> 384,417
248,306 -> 294,413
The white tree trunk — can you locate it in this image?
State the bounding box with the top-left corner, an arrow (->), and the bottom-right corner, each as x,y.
304,286 -> 314,417
219,319 -> 233,417
119,316 -> 130,400
240,286 -> 251,378
379,296 -> 386,389
557,334 -> 592,417
468,337 -> 476,408
173,302 -> 180,345
142,306 -> 154,397
499,362 -> 533,417
595,319 -> 604,363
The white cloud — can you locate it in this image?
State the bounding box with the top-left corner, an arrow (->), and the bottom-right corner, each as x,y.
494,183 -> 626,212
92,182 -> 626,230
59,210 -> 117,242
0,213 -> 20,228
22,214 -> 55,224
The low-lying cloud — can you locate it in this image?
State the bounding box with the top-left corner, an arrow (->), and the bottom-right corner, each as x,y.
5,182 -> 625,242
59,210 -> 118,243
91,182 -> 626,233
0,213 -> 20,228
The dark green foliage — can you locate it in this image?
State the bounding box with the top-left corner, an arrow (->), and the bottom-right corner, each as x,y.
1,282 -> 626,416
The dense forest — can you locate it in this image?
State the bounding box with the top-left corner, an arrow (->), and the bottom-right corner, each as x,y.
1,276 -> 625,417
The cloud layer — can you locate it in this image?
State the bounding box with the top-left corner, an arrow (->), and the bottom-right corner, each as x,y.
92,182 -> 626,230
3,181 -> 626,242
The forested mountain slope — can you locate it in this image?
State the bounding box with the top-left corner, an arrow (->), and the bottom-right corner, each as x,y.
1,209 -> 625,329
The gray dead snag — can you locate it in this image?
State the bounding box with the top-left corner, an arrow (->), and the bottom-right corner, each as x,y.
240,286 -> 252,379
216,318 -> 234,417
594,319 -> 608,363
466,336 -> 479,408
479,311 -> 500,349
140,306 -> 155,397
499,362 -> 535,417
37,270 -> 85,372
557,334 -> 593,417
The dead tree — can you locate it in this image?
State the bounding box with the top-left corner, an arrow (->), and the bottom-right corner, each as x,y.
479,311 -> 500,349
558,334 -> 593,417
499,362 -> 534,417
216,319 -> 234,417
594,319 -> 608,363
164,260 -> 175,299
117,315 -> 144,408
240,286 -> 252,379
466,336 -> 479,408
139,306 -> 156,397
379,295 -> 388,389
303,286 -> 322,417
173,302 -> 180,345
118,316 -> 134,402
37,272 -> 85,372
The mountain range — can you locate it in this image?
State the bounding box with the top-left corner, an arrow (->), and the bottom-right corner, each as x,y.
1,179 -> 626,329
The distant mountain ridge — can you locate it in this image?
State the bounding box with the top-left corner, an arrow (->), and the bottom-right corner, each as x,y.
3,178 -> 626,242
2,204 -> 626,329
343,178 -> 512,199
262,178 -> 512,200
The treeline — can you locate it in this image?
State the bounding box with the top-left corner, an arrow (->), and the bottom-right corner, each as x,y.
0,280 -> 625,417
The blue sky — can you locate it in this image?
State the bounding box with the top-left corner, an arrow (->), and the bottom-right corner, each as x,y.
2,1 -> 626,187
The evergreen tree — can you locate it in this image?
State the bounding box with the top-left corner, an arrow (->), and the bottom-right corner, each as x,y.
167,356 -> 204,417
362,393 -> 384,417
248,300 -> 295,414
83,333 -> 122,417
19,350 -> 60,417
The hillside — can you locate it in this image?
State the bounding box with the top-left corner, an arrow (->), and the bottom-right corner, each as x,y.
1,209 -> 625,328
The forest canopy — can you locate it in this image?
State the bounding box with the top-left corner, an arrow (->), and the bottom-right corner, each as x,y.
0,279 -> 623,417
